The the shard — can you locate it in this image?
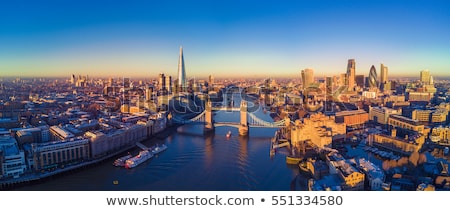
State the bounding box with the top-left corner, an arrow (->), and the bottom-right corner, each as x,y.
178,46 -> 186,92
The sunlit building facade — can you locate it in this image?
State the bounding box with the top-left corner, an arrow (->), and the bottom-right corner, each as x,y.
368,65 -> 378,89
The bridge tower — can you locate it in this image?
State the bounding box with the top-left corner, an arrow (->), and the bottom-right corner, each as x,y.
239,100 -> 249,136
204,98 -> 214,133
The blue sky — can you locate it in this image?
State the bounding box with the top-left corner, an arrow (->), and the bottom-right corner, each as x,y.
1,0 -> 449,79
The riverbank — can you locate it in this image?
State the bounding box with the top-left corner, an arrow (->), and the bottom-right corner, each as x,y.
0,124 -> 180,190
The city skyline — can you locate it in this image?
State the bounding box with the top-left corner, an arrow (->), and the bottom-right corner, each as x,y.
1,1 -> 450,78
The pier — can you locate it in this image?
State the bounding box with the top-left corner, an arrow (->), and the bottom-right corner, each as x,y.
270,130 -> 291,157
136,142 -> 149,150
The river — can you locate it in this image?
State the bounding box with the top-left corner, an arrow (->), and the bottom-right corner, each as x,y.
15,93 -> 300,191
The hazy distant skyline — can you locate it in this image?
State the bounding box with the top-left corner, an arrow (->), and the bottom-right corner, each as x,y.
1,0 -> 449,78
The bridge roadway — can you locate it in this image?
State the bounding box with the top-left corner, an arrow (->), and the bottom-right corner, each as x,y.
211,107 -> 240,111
207,122 -> 284,128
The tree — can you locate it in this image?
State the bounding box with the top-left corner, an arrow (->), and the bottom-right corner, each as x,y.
397,157 -> 409,167
382,160 -> 390,171
418,153 -> 427,165
409,152 -> 420,167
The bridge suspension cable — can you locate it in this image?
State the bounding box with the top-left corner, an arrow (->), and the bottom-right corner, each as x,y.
172,110 -> 206,124
247,112 -> 287,128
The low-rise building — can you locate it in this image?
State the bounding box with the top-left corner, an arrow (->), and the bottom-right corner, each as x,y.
334,110 -> 368,127
412,109 -> 432,122
411,109 -> 448,124
368,129 -> 424,155
32,138 -> 90,171
369,106 -> 400,125
86,124 -> 148,159
0,136 -> 27,178
49,125 -> 74,141
431,109 -> 448,124
388,114 -> 429,136
406,92 -> 434,102
357,158 -> 385,190
304,158 -> 329,180
290,113 -> 346,148
326,153 -> 365,191
430,126 -> 450,144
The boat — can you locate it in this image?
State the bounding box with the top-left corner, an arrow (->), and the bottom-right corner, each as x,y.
151,144 -> 168,155
286,156 -> 302,165
298,160 -> 312,175
226,131 -> 232,138
113,154 -> 132,167
124,150 -> 153,168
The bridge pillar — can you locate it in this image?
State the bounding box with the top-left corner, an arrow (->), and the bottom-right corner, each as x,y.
239,100 -> 249,136
204,99 -> 214,133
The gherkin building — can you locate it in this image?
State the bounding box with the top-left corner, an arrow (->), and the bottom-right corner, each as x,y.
369,65 -> 378,88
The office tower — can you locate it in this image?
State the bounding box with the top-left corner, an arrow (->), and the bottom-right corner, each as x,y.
368,65 -> 378,88
333,76 -> 338,86
380,63 -> 388,84
70,74 -> 76,84
123,78 -> 130,89
301,68 -> 314,88
420,69 -> 431,85
340,73 -> 347,86
325,77 -> 333,112
158,73 -> 166,91
346,59 -> 356,89
326,77 -> 332,96
145,86 -> 153,101
178,46 -> 187,92
165,75 -> 172,93
108,77 -> 114,87
209,75 -> 214,85
355,75 -> 365,88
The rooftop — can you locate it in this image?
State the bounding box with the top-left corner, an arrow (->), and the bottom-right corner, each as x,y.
335,110 -> 367,117
390,114 -> 421,126
0,135 -> 20,155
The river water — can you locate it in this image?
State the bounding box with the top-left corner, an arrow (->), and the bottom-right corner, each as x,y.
16,94 -> 300,191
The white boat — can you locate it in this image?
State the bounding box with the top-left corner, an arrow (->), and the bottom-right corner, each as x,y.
113,154 -> 132,167
226,131 -> 232,138
152,144 -> 168,155
125,150 -> 153,168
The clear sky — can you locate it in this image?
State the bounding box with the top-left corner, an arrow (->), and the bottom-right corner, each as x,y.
1,0 -> 449,79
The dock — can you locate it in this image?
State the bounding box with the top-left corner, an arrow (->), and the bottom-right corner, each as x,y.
270,130 -> 291,157
273,140 -> 290,149
136,142 -> 149,150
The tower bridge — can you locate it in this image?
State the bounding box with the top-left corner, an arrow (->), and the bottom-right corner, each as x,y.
172,100 -> 290,136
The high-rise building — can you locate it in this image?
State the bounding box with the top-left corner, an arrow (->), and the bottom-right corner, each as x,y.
301,68 -> 314,88
165,75 -> 172,94
145,86 -> 153,101
340,73 -> 347,86
70,74 -> 76,84
368,65 -> 378,88
380,63 -> 388,84
333,76 -> 338,87
108,77 -> 114,87
355,75 -> 365,88
326,77 -> 333,95
347,59 -> 356,89
209,75 -> 214,85
420,69 -> 431,85
178,46 -> 187,92
123,78 -> 130,89
325,77 -> 333,112
158,73 -> 166,91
